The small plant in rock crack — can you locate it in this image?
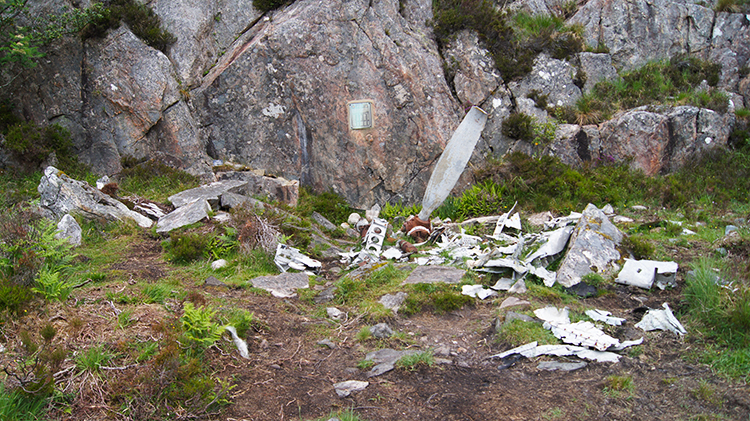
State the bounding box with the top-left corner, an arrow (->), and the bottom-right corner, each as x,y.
181,303 -> 225,350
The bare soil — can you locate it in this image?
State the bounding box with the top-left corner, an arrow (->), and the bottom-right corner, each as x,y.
4,219 -> 750,421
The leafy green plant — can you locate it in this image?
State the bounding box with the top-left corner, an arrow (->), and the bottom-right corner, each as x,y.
355,326 -> 372,342
181,303 -> 225,350
31,267 -> 76,302
432,2 -> 581,81
432,291 -> 473,314
75,344 -> 118,374
117,308 -> 135,329
296,188 -> 355,225
220,307 -> 255,338
141,282 -> 175,304
396,350 -> 434,371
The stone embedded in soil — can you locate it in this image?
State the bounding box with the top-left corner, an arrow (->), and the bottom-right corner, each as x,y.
402,265 -> 465,285
333,380 -> 369,397
327,307 -> 345,321
55,214 -> 82,246
250,272 -> 309,298
365,348 -> 419,377
537,361 -> 588,371
498,297 -> 531,310
379,292 -> 408,313
314,286 -> 337,304
370,323 -> 394,339
204,276 -> 227,287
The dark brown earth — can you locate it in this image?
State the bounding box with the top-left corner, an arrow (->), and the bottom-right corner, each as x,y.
4,218 -> 750,421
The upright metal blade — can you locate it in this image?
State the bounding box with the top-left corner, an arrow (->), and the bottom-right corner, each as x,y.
418,106 -> 488,221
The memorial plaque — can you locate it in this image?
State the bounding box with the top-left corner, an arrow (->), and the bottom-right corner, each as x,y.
348,100 -> 373,130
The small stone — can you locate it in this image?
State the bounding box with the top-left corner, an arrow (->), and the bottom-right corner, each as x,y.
379,292 -> 408,313
613,215 -> 634,223
508,278 -> 527,294
370,323 -> 393,339
312,211 -> 337,231
327,307 -> 345,321
348,212 -> 362,226
498,297 -> 531,310
565,282 -> 597,298
434,345 -> 450,356
259,339 -> 269,350
631,205 -> 648,211
725,225 -> 739,236
55,214 -> 82,247
317,339 -> 337,349
315,286 -> 337,304
211,259 -> 227,270
365,204 -> 381,222
270,364 -> 282,370
204,276 -> 227,287
333,380 -> 369,397
601,204 -> 615,215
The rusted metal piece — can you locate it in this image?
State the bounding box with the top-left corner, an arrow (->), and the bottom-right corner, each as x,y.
401,215 -> 431,242
398,239 -> 417,254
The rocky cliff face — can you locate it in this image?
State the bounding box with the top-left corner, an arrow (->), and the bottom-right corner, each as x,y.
3,0 -> 750,208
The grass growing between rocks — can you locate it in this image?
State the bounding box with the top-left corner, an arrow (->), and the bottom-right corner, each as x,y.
683,257 -> 750,381
432,1 -> 583,82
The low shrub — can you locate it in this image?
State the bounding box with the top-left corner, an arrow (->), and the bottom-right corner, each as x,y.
502,112 -> 534,141
81,0 -> 175,52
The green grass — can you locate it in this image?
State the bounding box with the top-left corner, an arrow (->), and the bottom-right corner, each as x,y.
0,384 -> 49,421
395,350 -> 434,371
117,159 -> 200,202
603,375 -> 634,399
75,344 -> 118,374
683,258 -> 750,380
496,318 -> 559,347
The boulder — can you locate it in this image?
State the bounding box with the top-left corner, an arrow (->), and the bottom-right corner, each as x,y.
151,0 -> 261,87
168,179 -> 248,208
81,26 -> 183,175
442,30 -> 503,107
156,199 -> 211,233
55,214 -> 82,247
402,265 -> 466,285
192,0 -> 461,208
216,171 -> 299,206
38,167 -> 153,228
508,54 -> 582,112
571,0 -> 714,71
577,52 -> 621,94
597,108 -> 671,176
556,204 -> 623,287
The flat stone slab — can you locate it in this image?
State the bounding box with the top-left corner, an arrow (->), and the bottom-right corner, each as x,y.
168,179 -> 248,208
250,272 -> 309,298
402,265 -> 465,284
537,361 -> 588,371
333,380 -> 369,397
156,199 -> 211,233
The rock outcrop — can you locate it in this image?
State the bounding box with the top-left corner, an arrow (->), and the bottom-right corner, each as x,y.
4,0 -> 750,208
